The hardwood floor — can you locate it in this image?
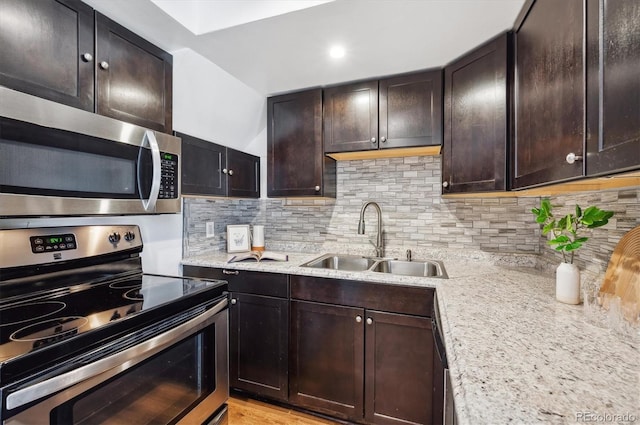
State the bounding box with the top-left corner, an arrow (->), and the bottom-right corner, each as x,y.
228,395 -> 340,425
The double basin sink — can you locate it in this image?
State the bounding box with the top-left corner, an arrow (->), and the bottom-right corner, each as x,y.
301,254 -> 447,278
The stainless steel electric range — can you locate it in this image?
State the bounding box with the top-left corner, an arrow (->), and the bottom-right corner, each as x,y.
0,225 -> 229,425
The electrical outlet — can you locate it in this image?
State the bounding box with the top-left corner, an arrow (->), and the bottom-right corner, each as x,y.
206,221 -> 215,238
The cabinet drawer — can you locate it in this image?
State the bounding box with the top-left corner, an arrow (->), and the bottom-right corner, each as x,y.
290,275 -> 433,317
183,266 -> 288,298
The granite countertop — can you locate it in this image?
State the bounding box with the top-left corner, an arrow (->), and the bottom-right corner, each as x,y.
182,251 -> 640,424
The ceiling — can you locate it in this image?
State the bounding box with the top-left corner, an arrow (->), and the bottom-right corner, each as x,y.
83,0 -> 526,96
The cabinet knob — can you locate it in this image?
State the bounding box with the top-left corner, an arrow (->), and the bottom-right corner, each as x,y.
222,269 -> 239,275
99,61 -> 109,70
380,136 -> 387,143
565,153 -> 583,164
230,298 -> 237,305
81,53 -> 93,62
356,315 -> 362,323
228,169 -> 234,176
314,185 -> 320,191
366,317 -> 373,325
222,168 -> 228,174
370,137 -> 377,144
442,181 -> 449,188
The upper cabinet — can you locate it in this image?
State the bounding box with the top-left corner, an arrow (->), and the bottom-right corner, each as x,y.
179,132 -> 260,198
0,0 -> 173,134
267,89 -> 336,197
323,70 -> 443,154
585,0 -> 640,176
442,33 -> 510,194
512,0 -> 585,189
95,13 -> 173,133
0,0 -> 95,111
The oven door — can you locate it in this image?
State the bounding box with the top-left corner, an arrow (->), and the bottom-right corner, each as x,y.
2,297 -> 228,425
0,87 -> 181,216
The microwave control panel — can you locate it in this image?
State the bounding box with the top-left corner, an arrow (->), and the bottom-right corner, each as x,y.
159,152 -> 178,199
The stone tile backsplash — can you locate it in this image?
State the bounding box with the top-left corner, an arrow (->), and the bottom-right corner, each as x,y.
183,155 -> 638,274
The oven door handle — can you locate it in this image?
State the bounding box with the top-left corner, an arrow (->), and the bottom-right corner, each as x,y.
6,297 -> 228,411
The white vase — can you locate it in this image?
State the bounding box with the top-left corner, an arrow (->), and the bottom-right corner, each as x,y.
556,262 -> 581,305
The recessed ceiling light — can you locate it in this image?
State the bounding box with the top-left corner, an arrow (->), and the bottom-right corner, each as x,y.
329,45 -> 345,59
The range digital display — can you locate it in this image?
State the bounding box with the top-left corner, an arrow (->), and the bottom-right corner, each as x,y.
30,234 -> 77,254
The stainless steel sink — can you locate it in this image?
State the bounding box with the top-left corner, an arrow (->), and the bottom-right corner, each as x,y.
301,254 -> 378,271
301,254 -> 448,278
371,259 -> 448,278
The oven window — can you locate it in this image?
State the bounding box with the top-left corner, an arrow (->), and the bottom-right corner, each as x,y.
53,330 -> 214,425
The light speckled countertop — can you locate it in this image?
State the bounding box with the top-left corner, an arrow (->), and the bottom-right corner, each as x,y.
182,251 -> 640,424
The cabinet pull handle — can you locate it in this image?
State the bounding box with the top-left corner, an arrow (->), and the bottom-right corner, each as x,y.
230,298 -> 237,305
99,61 -> 109,70
356,315 -> 362,323
222,168 -> 228,174
314,185 -> 320,191
380,136 -> 387,143
81,53 -> 93,62
222,269 -> 239,275
228,169 -> 234,176
442,181 -> 449,188
366,318 -> 373,325
370,137 -> 377,144
565,153 -> 583,164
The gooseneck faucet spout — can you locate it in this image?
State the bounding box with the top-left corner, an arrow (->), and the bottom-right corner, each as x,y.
357,201 -> 384,258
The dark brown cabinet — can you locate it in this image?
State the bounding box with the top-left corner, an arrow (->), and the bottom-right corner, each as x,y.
267,89 -> 336,197
443,33 -> 510,194
0,0 -> 173,133
182,267 -> 289,402
512,0 -> 585,189
95,13 -> 173,133
179,132 -> 260,198
324,70 -> 443,153
290,275 -> 438,425
585,0 -> 640,176
0,0 -> 94,111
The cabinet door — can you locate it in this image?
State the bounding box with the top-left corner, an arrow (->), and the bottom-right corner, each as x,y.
179,132 -> 227,196
513,0 -> 584,188
267,89 -> 334,197
379,70 -> 443,149
364,311 -> 434,425
443,33 -> 509,193
586,0 -> 640,176
324,80 -> 379,153
290,300 -> 364,421
95,13 -> 173,133
229,293 -> 289,402
0,0 -> 94,111
227,149 -> 260,198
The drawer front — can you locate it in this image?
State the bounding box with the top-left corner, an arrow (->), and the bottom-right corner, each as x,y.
290,275 -> 433,317
183,266 -> 289,298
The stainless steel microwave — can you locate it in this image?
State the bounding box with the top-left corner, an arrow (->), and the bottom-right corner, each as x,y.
0,87 -> 181,216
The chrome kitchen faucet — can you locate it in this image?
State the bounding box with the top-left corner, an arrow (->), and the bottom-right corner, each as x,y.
357,201 -> 384,258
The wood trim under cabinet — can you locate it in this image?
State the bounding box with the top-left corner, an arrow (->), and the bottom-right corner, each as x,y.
326,146 -> 441,161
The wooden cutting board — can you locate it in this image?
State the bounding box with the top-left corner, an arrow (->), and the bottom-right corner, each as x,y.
599,225 -> 640,323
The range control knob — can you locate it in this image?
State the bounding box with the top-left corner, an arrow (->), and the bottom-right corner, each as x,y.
108,232 -> 121,244
124,231 -> 135,242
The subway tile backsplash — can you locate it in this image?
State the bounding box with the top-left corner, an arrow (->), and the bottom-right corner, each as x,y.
183,155 -> 639,274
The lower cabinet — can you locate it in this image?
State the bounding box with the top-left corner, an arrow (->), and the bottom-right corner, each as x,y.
182,266 -> 289,402
290,275 -> 439,425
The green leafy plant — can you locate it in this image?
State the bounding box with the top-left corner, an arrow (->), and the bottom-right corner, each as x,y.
531,198 -> 614,264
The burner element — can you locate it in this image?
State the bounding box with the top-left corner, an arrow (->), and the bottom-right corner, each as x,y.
0,301 -> 66,327
123,288 -> 144,301
108,280 -> 141,290
10,317 -> 89,349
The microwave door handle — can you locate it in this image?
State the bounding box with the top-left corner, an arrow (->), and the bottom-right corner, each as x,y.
5,297 -> 228,411
138,130 -> 161,212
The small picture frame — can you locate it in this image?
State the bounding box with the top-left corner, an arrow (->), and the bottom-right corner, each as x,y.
226,225 -> 251,253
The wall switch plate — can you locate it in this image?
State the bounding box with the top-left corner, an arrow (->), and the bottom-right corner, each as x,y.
206,221 -> 215,238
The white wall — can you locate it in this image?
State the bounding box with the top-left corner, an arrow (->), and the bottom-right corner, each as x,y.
172,47 -> 269,197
